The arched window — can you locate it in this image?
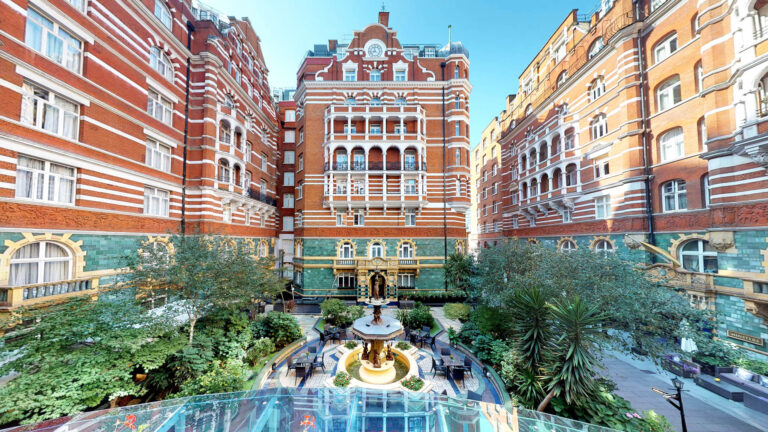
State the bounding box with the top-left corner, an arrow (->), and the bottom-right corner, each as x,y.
369,242 -> 384,258
657,75 -> 681,111
589,77 -> 605,101
9,242 -> 71,286
540,173 -> 549,193
556,70 -> 568,88
552,167 -> 562,189
399,242 -> 413,258
564,128 -> 575,150
551,135 -> 561,155
758,73 -> 768,117
257,241 -> 268,258
659,127 -> 684,161
661,179 -> 687,212
233,164 -> 242,186
529,148 -> 537,168
594,240 -> 614,254
753,2 -> 768,40
694,61 -> 703,94
591,114 -> 607,139
524,104 -> 532,116
220,121 -> 232,144
224,95 -> 235,108
369,69 -> 381,81
149,47 -> 173,81
295,241 -> 302,258
680,240 -> 718,273
153,0 -> 172,29
559,240 -> 577,252
588,37 -> 604,59
345,97 -> 356,106
520,155 -> 527,171
218,159 -> 231,183
565,163 -> 577,186
395,97 -> 406,106
370,97 -> 381,106
530,178 -> 538,196
521,182 -> 528,199
538,142 -> 548,162
698,117 -> 707,152
654,33 -> 678,63
339,242 -> 354,258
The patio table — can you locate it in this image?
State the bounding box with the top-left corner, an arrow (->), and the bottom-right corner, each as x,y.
441,355 -> 464,372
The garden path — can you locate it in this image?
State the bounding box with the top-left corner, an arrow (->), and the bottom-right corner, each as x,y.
603,353 -> 768,432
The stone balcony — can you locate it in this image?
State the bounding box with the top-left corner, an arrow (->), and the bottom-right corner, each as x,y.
0,276 -> 99,312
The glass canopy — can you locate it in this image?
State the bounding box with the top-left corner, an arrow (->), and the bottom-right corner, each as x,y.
16,387 -> 619,432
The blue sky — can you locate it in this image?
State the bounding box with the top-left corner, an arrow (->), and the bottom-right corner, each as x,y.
216,0 -> 598,148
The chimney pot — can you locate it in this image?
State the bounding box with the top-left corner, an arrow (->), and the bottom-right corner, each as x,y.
378,11 -> 389,27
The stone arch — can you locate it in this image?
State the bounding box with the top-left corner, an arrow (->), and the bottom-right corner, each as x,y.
336,239 -> 357,257
396,239 -> 417,258
366,239 -> 387,258
589,235 -> 616,251
557,236 -> 578,252
0,233 -> 87,284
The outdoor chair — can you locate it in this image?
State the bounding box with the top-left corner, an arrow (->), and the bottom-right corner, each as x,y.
339,329 -> 347,341
463,357 -> 474,377
441,348 -> 451,356
410,333 -> 422,347
312,352 -> 325,372
318,332 -> 326,344
432,357 -> 448,378
429,335 -> 437,350
287,357 -> 297,371
452,367 -> 465,387
295,365 -> 308,385
271,362 -> 277,373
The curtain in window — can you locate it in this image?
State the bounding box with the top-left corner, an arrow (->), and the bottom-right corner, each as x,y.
46,31 -> 63,64
43,243 -> 68,282
9,243 -> 40,286
42,103 -> 59,134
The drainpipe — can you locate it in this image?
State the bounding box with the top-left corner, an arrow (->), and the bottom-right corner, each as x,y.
181,20 -> 195,236
441,62 -> 448,291
634,0 -> 656,261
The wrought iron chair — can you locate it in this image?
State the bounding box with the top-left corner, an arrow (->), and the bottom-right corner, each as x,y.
463,357 -> 474,377
432,357 -> 448,378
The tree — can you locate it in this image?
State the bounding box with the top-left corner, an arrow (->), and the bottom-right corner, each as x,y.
444,252 -> 474,291
124,233 -> 284,344
538,296 -> 605,411
509,286 -> 551,373
320,298 -> 363,327
0,291 -> 184,426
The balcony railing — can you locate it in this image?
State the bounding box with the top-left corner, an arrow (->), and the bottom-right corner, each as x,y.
324,162 -> 426,172
335,259 -> 356,266
0,277 -> 99,308
398,259 -> 417,266
247,188 -> 277,206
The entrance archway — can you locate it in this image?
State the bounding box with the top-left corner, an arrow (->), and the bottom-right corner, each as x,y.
370,272 -> 386,300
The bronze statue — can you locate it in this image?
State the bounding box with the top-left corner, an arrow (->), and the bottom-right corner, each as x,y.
386,343 -> 393,361
372,304 -> 383,325
372,275 -> 381,299
372,348 -> 381,368
362,341 -> 369,360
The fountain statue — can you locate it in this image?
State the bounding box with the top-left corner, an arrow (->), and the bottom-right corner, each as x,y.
348,299 -> 405,384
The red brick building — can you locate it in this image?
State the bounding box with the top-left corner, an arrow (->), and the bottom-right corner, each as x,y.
291,11 -> 471,300
0,0 -> 279,309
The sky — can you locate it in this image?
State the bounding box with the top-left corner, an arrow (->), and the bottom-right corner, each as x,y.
216,0 -> 599,148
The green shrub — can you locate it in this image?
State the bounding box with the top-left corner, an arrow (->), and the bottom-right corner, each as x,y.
471,334 -> 508,368
407,304 -> 435,329
252,312 -> 302,348
444,303 -> 470,321
321,299 -> 365,327
174,359 -> 248,397
735,356 -> 768,375
345,341 -> 358,350
333,372 -> 351,388
395,341 -> 411,350
245,337 -> 275,366
402,375 -> 424,391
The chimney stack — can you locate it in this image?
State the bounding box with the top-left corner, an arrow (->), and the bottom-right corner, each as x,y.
378,11 -> 389,27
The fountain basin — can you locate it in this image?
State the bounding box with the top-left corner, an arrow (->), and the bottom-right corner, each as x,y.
336,346 -> 417,388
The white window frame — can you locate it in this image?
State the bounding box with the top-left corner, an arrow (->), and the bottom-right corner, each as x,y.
9,241 -> 72,286
148,88 -> 173,125
657,76 -> 681,112
144,186 -> 170,217
594,240 -> 614,254
21,82 -> 79,140
369,242 -> 383,258
149,46 -> 173,81
369,69 -> 381,81
679,240 -> 718,274
284,150 -> 295,164
405,211 -> 416,227
591,115 -> 607,140
283,193 -> 294,208
145,139 -> 172,171
589,77 -> 605,101
284,130 -> 296,143
15,156 -> 76,205
154,1 -> 172,29
559,240 -> 577,253
283,172 -> 294,186
654,33 -> 678,64
595,195 -> 611,219
25,8 -> 83,74
659,128 -> 684,162
661,180 -> 687,212
296,181 -> 303,199
285,110 -> 296,121
353,211 -> 365,226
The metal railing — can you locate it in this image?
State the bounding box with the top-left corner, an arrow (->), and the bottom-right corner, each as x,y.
324,161 -> 426,172
247,188 -> 277,206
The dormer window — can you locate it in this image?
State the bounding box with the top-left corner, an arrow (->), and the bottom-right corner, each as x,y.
369,69 -> 381,81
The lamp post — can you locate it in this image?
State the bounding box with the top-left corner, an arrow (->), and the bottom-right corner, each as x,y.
652,378 -> 688,432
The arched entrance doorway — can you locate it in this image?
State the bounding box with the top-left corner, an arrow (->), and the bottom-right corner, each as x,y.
370,272 -> 386,300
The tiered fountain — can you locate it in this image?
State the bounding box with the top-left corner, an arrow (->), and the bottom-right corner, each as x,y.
335,299 -> 418,388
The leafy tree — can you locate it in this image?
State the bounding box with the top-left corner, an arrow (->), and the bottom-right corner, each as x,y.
124,233 -> 284,344
173,358 -> 249,397
320,299 -> 364,327
0,291 -> 183,425
251,311 -> 302,348
444,252 -> 474,291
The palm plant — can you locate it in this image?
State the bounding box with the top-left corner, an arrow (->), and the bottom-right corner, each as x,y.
537,296 -> 605,412
509,286 -> 551,373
